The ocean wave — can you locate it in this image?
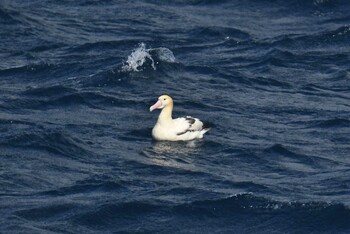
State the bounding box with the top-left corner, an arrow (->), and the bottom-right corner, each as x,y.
73,201 -> 160,230
0,62 -> 54,76
189,26 -> 251,43
40,194 -> 349,233
313,0 -> 341,6
40,180 -> 125,197
4,91 -> 92,111
10,85 -> 144,110
121,43 -> 176,72
183,193 -> 346,211
273,25 -> 350,49
0,7 -> 20,24
312,118 -> 350,128
14,203 -> 78,222
0,129 -> 93,160
261,144 -> 344,172
175,193 -> 350,234
23,85 -> 75,96
69,40 -> 135,53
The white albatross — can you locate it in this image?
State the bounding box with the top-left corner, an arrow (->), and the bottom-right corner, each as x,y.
149,95 -> 210,141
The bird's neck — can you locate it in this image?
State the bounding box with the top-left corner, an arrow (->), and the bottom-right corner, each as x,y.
158,104 -> 173,124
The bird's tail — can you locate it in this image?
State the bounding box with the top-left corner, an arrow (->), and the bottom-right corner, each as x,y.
199,128 -> 210,138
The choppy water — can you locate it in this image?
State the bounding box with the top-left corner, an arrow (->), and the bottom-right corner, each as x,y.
1,0 -> 350,233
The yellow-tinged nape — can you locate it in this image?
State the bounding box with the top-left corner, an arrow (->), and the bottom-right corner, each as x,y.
158,95 -> 174,122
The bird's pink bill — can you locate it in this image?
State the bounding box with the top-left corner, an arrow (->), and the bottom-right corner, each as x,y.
150,100 -> 162,112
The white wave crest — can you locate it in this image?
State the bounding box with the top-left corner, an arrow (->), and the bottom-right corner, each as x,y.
121,43 -> 175,72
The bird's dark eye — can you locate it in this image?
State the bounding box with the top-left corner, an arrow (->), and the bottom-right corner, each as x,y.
163,98 -> 166,101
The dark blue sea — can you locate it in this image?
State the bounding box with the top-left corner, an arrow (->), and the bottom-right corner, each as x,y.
1,0 -> 350,233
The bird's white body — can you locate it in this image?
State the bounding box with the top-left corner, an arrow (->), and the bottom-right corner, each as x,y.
150,95 -> 209,141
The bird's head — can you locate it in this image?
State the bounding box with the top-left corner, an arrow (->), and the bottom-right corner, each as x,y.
150,95 -> 173,112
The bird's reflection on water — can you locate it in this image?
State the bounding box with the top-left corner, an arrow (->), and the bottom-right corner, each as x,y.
142,140 -> 204,170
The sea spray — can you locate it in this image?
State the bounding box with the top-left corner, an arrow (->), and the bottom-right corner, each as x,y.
121,43 -> 175,72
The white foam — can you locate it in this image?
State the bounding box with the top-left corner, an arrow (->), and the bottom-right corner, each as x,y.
121,43 -> 175,72
149,47 -> 176,63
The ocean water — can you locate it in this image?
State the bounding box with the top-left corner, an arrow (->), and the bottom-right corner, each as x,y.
1,0 -> 350,233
